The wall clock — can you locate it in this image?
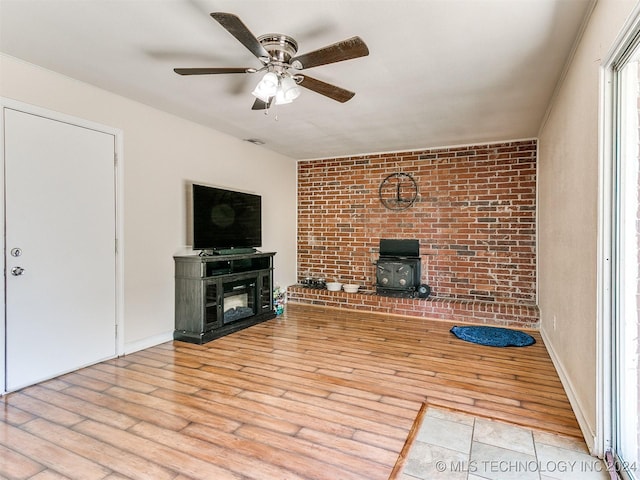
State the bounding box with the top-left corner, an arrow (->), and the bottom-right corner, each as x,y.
378,172 -> 418,210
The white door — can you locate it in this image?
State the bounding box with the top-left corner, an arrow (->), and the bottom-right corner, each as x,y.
4,108 -> 117,392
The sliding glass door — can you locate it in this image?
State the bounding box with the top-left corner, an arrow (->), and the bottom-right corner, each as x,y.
609,32 -> 640,480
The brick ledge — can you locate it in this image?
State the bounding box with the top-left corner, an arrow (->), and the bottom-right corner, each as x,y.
287,285 -> 539,329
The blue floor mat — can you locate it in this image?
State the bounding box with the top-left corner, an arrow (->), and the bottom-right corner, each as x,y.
450,325 -> 536,347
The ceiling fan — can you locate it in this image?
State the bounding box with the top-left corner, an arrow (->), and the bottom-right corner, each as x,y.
173,12 -> 369,110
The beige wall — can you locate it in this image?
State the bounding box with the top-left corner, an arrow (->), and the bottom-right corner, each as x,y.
538,0 -> 637,451
0,54 -> 298,351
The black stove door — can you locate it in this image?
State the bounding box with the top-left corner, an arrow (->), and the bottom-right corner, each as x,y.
376,261 -> 417,290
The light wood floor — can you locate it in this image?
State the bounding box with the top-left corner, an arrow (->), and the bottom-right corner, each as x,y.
0,303 -> 581,480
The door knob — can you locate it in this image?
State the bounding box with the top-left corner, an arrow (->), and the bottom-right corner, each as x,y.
11,266 -> 25,276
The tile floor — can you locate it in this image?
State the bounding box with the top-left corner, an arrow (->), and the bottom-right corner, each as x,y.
399,407 -> 612,480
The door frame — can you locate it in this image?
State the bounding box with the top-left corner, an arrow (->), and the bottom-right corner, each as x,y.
598,2 -> 640,468
0,97 -> 124,394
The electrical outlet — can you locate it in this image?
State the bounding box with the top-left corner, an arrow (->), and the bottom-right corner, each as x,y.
553,315 -> 557,330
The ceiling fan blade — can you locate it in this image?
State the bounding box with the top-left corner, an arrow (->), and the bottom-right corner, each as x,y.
298,75 -> 355,103
174,67 -> 250,75
251,98 -> 272,110
210,12 -> 270,60
290,36 -> 369,70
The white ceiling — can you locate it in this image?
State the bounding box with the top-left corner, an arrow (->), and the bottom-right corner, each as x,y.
0,0 -> 593,160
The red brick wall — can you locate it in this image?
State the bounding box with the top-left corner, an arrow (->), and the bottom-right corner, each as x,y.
297,139 -> 537,305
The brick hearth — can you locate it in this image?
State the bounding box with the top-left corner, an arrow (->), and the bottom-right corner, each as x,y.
287,285 -> 540,328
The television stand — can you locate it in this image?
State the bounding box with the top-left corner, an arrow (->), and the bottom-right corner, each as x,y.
173,251 -> 276,344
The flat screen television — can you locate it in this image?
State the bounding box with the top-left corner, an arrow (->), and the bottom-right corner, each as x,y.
192,184 -> 262,252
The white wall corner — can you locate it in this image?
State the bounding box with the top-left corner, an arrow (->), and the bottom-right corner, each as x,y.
124,331 -> 174,356
541,326 -> 599,456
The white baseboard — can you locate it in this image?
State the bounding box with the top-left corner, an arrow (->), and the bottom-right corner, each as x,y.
541,326 -> 598,455
124,331 -> 174,355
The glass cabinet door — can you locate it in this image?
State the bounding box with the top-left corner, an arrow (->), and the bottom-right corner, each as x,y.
204,280 -> 220,331
259,272 -> 273,313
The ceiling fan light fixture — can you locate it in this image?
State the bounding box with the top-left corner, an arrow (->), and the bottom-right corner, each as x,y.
251,72 -> 278,102
274,89 -> 292,105
274,75 -> 301,105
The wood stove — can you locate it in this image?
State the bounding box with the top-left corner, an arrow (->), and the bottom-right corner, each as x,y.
376,239 -> 424,297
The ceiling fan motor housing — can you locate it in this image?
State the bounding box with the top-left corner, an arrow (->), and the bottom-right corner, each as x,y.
257,34 -> 298,63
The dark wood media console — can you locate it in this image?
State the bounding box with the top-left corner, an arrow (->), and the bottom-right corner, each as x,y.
173,252 -> 276,344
